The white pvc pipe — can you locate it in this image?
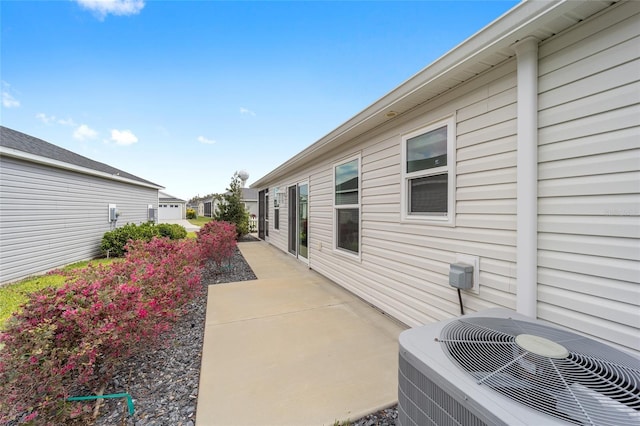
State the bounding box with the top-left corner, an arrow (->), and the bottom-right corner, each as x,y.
513,37 -> 539,319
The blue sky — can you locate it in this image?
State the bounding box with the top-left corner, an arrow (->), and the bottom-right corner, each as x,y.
1,0 -> 518,200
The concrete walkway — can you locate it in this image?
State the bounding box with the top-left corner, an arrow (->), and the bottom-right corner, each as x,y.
158,219 -> 200,232
196,241 -> 406,426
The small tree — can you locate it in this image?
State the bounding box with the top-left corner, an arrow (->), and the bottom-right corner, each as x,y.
213,172 -> 249,238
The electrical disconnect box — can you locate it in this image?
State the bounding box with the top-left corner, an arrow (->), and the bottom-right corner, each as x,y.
108,204 -> 117,222
449,262 -> 474,290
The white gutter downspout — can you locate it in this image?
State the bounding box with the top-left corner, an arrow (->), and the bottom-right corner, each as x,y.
513,36 -> 539,319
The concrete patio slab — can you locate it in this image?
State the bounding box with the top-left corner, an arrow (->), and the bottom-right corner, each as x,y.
196,241 -> 406,426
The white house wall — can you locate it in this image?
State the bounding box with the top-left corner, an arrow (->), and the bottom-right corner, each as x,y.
0,156 -> 158,284
258,1 -> 639,354
535,1 -> 640,352
244,200 -> 258,217
265,59 -> 520,329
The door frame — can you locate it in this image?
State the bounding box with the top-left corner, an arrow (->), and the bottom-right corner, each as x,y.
258,189 -> 266,240
265,189 -> 269,239
287,180 -> 309,263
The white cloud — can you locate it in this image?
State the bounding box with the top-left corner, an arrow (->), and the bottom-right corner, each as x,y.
110,129 -> 138,145
36,113 -> 56,124
58,117 -> 77,126
73,124 -> 98,141
2,91 -> 20,108
76,0 -> 145,19
198,136 -> 216,145
37,113 -> 77,127
240,107 -> 256,116
1,81 -> 20,108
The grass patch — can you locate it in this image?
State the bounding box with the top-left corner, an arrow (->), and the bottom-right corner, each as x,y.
59,257 -> 116,272
188,217 -> 213,227
186,231 -> 197,239
0,275 -> 66,330
0,258 -> 117,330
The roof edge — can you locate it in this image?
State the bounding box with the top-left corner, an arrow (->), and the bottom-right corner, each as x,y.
1,146 -> 164,191
251,0 -> 592,188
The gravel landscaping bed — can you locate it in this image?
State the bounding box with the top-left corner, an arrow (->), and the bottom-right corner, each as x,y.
93,237 -> 398,426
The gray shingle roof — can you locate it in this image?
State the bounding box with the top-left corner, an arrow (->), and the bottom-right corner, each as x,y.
221,188 -> 257,200
159,191 -> 185,203
0,126 -> 162,188
241,188 -> 258,200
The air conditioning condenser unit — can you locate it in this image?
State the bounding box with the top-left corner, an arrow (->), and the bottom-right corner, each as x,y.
398,308 -> 640,426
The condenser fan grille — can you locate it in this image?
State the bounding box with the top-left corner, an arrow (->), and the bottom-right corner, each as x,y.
439,317 -> 640,425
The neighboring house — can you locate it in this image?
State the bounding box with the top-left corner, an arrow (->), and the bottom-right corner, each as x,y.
199,198 -> 214,217
252,1 -> 640,354
240,188 -> 258,217
0,126 -> 163,284
158,191 -> 186,220
213,188 -> 258,217
198,188 -> 258,219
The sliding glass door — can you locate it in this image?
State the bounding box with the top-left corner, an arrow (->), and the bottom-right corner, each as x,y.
287,182 -> 308,261
298,183 -> 308,260
288,185 -> 297,255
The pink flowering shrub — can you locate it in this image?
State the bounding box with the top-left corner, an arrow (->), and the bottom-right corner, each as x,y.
0,237 -> 202,424
197,220 -> 237,269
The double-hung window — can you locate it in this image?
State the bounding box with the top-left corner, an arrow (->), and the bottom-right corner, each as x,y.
334,156 -> 360,255
402,117 -> 455,224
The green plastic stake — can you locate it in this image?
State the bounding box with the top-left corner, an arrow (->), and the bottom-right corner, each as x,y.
67,393 -> 135,415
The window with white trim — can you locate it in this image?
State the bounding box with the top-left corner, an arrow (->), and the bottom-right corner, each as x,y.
402,117 -> 455,224
334,156 -> 360,255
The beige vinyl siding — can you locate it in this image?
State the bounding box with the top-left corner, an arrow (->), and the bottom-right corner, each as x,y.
536,1 -> 640,352
266,186 -> 287,251
0,156 -> 158,284
256,1 -> 638,355
266,185 -> 289,254
291,61 -> 520,328
308,168 -> 333,256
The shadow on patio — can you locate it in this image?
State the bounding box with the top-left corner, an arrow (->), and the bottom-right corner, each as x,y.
196,240 -> 406,426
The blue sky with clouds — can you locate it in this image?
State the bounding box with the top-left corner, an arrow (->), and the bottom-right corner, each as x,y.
1,0 -> 518,200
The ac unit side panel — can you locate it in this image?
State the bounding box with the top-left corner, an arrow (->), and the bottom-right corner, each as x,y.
399,348 -> 497,426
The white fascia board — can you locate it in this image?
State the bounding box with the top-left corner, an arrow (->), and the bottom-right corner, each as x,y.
0,146 -> 164,191
251,0 -> 592,189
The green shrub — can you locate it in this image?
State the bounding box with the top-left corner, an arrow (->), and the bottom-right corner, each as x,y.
186,208 -> 197,219
100,223 -> 188,257
157,223 -> 187,240
137,221 -> 160,240
100,222 -> 160,257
